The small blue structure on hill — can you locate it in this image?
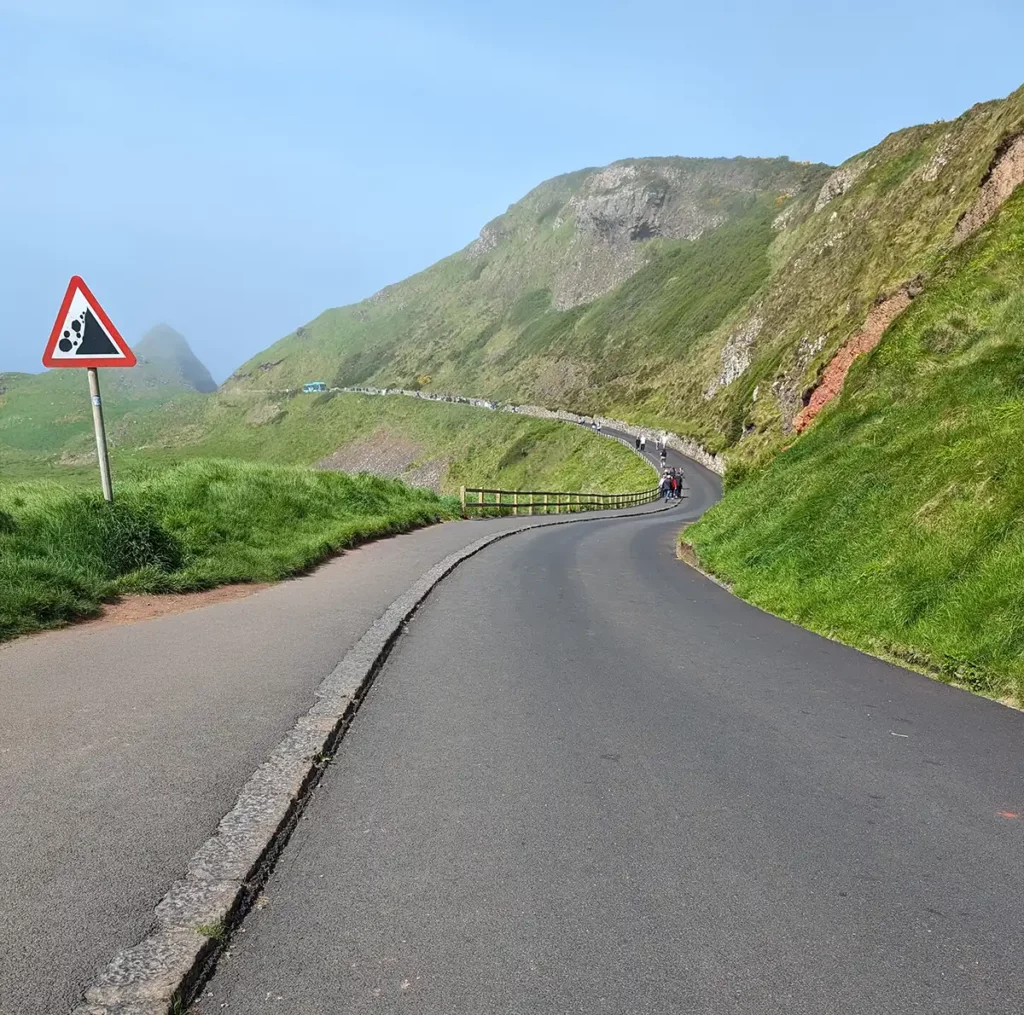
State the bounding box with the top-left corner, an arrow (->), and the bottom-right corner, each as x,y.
302,381 -> 327,393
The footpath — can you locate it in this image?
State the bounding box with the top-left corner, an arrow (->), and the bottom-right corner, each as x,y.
0,470 -> 680,1015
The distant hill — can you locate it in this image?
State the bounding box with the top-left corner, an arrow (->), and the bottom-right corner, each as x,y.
124,324 -> 218,394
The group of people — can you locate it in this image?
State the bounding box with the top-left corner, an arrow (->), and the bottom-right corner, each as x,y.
634,432 -> 668,455
659,468 -> 685,502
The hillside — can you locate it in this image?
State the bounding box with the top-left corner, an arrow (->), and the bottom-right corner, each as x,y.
227,87 -> 1024,468
224,157 -> 830,409
4,384 -> 653,495
687,183 -> 1024,701
0,325 -> 217,478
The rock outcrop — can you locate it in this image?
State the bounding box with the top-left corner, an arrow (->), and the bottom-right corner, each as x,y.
704,317 -> 763,400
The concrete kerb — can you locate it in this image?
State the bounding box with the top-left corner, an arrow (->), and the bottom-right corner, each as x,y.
70,500 -> 678,1015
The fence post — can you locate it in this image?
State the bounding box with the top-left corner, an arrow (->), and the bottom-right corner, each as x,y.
478,489 -> 484,513
544,493 -> 549,515
460,486 -> 466,514
514,490 -> 519,517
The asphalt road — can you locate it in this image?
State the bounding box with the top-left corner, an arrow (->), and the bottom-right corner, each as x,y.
0,493 -> 668,1015
195,453 -> 1024,1014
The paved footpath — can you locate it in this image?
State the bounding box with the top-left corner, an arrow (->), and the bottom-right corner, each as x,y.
0,440 -> 687,1015
194,471 -> 1024,1012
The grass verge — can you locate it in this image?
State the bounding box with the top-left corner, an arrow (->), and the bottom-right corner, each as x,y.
685,189 -> 1024,705
0,459 -> 456,642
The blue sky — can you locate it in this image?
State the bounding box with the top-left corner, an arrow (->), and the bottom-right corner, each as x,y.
2,1 -> 1022,380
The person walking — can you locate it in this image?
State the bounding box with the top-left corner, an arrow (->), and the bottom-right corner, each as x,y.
660,471 -> 672,503
640,433 -> 647,452
635,435 -> 641,450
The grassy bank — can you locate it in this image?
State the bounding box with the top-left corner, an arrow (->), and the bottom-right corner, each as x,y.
0,459 -> 456,641
1,389 -> 654,496
686,190 -> 1024,704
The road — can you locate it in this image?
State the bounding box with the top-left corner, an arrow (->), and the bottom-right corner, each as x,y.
0,445 -> 671,1015
195,455 -> 1024,1013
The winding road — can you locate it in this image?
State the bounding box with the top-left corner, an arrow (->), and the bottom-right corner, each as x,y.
193,449 -> 1024,1014
4,433 -> 1023,1014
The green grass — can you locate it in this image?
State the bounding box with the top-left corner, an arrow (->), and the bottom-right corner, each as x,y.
221,155 -> 828,415
2,388 -> 654,498
0,459 -> 456,641
686,188 -> 1024,703
209,87 -> 1024,460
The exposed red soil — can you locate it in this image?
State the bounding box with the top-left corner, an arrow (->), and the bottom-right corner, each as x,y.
793,288 -> 914,433
953,132 -> 1024,245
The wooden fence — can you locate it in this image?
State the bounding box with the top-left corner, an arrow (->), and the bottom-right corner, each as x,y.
460,483 -> 670,517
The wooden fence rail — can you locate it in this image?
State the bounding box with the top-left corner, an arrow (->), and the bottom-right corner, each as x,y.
460,483 -> 674,517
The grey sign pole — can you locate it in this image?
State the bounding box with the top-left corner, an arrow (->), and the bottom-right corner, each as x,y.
86,367 -> 114,503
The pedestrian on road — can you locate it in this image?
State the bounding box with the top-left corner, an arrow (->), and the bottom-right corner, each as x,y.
660,472 -> 672,503
635,435 -> 641,450
640,433 -> 647,452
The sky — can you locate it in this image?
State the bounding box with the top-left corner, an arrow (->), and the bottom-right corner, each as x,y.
2,1 -> 1023,380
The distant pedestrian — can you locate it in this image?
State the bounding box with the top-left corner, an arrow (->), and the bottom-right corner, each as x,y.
635,435 -> 641,450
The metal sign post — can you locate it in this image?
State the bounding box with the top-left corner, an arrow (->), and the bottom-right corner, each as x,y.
86,367 -> 114,502
42,276 -> 136,502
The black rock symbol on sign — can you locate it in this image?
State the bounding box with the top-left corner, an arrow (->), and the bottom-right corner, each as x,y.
57,309 -> 118,356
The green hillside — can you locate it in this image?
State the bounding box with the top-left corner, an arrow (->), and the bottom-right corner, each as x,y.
0,324 -> 217,481
2,386 -> 652,496
687,185 -> 1024,701
225,157 -> 830,415
226,87 -> 1024,467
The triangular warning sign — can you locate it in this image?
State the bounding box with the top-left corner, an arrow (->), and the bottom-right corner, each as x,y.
43,276 -> 136,368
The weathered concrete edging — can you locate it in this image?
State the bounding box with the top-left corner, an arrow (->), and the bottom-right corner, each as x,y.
71,501 -> 677,1015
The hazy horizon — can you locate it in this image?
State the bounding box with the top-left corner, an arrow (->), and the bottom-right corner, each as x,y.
3,0 -> 1023,381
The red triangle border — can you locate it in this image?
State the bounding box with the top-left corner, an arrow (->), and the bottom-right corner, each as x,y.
42,276 -> 137,368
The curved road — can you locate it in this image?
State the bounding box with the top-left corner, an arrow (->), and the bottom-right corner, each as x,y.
196,455 -> 1024,1013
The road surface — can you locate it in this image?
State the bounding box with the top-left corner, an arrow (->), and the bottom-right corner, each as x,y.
194,457 -> 1024,1013
0,487 -> 671,1014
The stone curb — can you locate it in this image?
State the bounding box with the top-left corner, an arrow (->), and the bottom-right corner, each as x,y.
70,500 -> 677,1015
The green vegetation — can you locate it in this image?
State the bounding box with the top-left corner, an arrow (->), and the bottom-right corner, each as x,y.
1,387 -> 653,497
223,155 -> 830,428
0,459 -> 455,641
687,188 -> 1024,703
216,87 -> 1024,465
